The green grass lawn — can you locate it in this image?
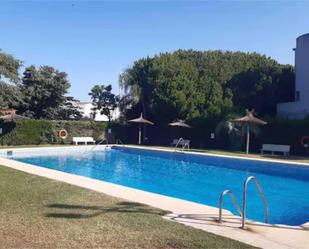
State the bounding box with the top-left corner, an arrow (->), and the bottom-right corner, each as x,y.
0,166 -> 256,249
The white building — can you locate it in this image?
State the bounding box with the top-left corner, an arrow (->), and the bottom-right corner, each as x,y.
277,33 -> 309,119
76,102 -> 120,122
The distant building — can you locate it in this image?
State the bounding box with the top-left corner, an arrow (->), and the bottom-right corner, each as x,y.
0,108 -> 16,116
277,33 -> 309,119
76,102 -> 120,122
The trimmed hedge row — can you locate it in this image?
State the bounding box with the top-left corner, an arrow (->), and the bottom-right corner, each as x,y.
110,118 -> 309,155
260,118 -> 309,155
0,120 -> 107,145
1,118 -> 309,155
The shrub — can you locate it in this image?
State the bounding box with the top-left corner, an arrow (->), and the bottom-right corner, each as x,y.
260,117 -> 309,155
0,120 -> 107,145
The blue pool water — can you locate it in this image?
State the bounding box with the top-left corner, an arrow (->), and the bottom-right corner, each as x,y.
12,147 -> 309,225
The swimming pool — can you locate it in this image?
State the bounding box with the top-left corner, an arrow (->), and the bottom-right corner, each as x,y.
9,146 -> 309,226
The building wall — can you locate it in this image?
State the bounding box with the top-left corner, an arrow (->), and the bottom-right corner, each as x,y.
76,102 -> 120,122
277,101 -> 308,119
295,34 -> 309,105
277,33 -> 309,119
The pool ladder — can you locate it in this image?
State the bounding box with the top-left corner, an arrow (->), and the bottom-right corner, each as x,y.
218,175 -> 269,229
116,139 -> 125,147
90,138 -> 109,151
174,138 -> 190,152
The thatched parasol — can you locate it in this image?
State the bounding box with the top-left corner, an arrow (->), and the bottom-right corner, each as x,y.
168,119 -> 192,141
233,109 -> 267,154
128,113 -> 154,145
168,120 -> 192,128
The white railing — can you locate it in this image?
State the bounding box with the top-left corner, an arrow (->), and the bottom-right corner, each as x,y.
91,138 -> 109,151
174,138 -> 190,152
218,190 -> 242,223
116,139 -> 125,147
218,175 -> 269,229
242,176 -> 269,228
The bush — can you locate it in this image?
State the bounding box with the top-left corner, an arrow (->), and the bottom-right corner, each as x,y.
0,120 -> 107,145
4,118 -> 308,156
260,118 -> 309,155
107,117 -> 309,155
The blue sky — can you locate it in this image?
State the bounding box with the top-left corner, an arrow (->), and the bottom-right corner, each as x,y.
1,1 -> 309,101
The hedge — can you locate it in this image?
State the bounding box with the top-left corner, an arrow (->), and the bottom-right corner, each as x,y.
109,118 -> 309,155
260,118 -> 309,155
1,118 -> 309,155
0,120 -> 107,145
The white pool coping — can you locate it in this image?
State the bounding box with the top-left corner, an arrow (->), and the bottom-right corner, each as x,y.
115,144 -> 309,167
0,145 -> 308,249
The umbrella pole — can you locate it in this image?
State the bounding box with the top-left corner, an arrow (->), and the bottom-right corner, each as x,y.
246,124 -> 250,154
138,124 -> 141,145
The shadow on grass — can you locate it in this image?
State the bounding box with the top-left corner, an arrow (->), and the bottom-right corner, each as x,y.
45,201 -> 169,219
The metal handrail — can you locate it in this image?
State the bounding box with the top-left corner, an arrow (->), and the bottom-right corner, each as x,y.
218,190 -> 242,222
116,139 -> 124,146
182,142 -> 190,151
91,138 -> 109,151
175,138 -> 184,149
242,176 -> 269,228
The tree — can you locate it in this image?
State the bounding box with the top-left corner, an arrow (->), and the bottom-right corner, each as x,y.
119,57 -> 155,117
0,49 -> 23,109
0,49 -> 21,83
89,84 -> 119,122
20,65 -> 81,119
55,96 -> 83,120
119,50 -> 294,122
0,83 -> 24,109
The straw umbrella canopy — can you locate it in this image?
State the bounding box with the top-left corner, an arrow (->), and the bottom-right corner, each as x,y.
128,113 -> 154,145
168,120 -> 192,128
233,109 -> 267,154
168,119 -> 192,140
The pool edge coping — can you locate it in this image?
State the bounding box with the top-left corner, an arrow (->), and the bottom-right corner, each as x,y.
113,144 -> 309,167
1,144 -> 308,166
0,144 -> 309,167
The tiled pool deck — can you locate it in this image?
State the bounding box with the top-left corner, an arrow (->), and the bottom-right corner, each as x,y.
0,145 -> 308,249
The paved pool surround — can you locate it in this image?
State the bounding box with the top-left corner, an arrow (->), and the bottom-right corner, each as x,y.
0,145 -> 308,249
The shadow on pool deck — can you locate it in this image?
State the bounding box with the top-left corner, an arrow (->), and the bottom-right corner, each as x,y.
45,201 -> 170,219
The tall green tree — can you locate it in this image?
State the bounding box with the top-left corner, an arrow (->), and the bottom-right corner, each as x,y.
0,49 -> 23,109
57,96 -> 83,120
20,65 -> 80,119
120,50 -> 294,122
119,57 -> 155,118
89,84 -> 119,122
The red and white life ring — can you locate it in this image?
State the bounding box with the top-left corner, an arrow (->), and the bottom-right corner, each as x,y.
58,129 -> 68,139
300,136 -> 309,146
